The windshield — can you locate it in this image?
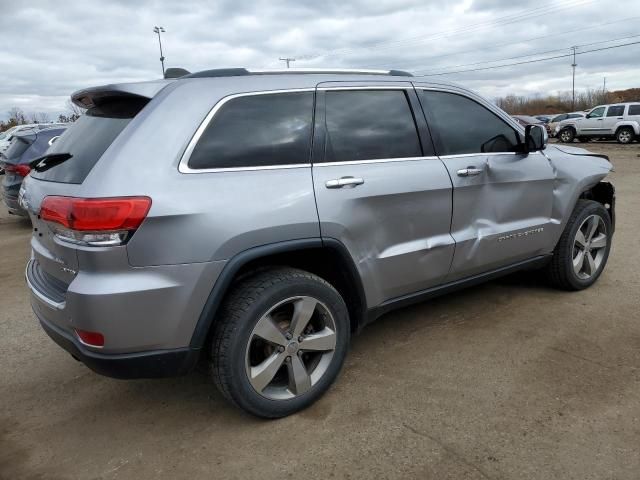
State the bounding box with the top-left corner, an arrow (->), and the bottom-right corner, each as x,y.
2,135 -> 34,162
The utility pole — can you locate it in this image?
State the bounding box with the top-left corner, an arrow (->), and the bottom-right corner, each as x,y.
603,76 -> 607,101
279,57 -> 295,68
153,26 -> 166,76
571,46 -> 577,110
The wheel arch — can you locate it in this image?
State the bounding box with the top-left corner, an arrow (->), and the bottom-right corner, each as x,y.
579,181 -> 616,233
614,123 -> 638,136
189,238 -> 367,350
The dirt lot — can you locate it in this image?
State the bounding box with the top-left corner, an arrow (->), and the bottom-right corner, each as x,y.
1,141 -> 639,480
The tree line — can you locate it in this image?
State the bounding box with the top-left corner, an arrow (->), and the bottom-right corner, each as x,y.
0,100 -> 86,132
495,87 -> 640,115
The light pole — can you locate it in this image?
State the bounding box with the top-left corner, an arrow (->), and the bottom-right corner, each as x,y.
279,57 -> 295,68
153,26 -> 166,76
571,46 -> 577,110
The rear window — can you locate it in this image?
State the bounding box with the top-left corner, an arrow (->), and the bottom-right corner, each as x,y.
606,105 -> 625,117
628,105 -> 640,116
30,97 -> 147,184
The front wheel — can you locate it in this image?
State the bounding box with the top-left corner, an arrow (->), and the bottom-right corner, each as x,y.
559,128 -> 575,143
546,200 -> 612,291
210,267 -> 350,418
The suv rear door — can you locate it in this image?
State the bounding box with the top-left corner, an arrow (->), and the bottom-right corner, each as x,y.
415,85 -> 555,281
602,105 -> 626,133
311,82 -> 455,307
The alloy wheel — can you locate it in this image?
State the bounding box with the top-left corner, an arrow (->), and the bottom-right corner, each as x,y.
245,296 -> 337,400
618,129 -> 632,144
572,214 -> 608,280
560,130 -> 572,142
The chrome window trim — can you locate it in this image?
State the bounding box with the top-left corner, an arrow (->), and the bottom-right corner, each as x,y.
178,88 -> 316,174
314,156 -> 438,167
438,151 -> 542,159
317,85 -> 410,91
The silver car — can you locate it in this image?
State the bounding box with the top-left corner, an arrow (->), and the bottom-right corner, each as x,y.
557,103 -> 640,143
22,68 -> 616,417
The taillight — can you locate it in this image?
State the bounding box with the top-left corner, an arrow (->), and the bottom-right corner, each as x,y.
5,164 -> 31,177
40,196 -> 151,246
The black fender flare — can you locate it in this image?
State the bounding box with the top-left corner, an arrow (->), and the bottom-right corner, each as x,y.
189,238 -> 367,350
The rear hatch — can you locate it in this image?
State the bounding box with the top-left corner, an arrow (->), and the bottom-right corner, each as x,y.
23,86 -> 159,301
1,132 -> 38,198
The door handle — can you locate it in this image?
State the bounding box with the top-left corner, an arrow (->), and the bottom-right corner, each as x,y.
596,118 -> 604,121
325,176 -> 365,189
457,167 -> 483,177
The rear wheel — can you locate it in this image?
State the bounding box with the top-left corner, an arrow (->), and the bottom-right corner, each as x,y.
559,128 -> 575,143
546,200 -> 612,290
210,267 -> 350,418
616,127 -> 634,144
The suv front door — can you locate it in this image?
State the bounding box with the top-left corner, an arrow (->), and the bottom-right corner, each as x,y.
311,83 -> 455,307
579,106 -> 607,135
415,86 -> 556,281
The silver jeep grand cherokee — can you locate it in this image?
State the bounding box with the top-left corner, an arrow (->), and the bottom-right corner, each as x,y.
22,68 -> 615,417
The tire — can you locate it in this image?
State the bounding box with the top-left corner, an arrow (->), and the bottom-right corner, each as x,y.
616,127 -> 634,144
210,267 -> 350,418
546,200 -> 612,291
577,136 -> 591,143
559,128 -> 575,143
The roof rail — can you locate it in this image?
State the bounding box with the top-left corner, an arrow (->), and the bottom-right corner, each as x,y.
181,68 -> 413,79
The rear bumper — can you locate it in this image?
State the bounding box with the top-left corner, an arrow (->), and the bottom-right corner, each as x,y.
2,191 -> 28,216
35,306 -> 200,379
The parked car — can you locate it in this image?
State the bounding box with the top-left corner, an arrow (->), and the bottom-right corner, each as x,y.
21,68 -> 615,418
535,115 -> 552,123
512,115 -> 549,134
547,112 -> 585,137
1,127 -> 66,216
0,123 -> 67,155
556,103 -> 640,143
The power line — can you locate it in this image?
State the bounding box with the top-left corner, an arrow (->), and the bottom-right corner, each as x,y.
277,0 -> 593,65
414,40 -> 640,76
357,15 -> 640,70
420,32 -> 640,74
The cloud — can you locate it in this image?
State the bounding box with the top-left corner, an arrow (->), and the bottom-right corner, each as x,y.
1,0 -> 639,120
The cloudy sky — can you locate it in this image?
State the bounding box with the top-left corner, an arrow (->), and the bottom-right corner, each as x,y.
1,0 -> 638,121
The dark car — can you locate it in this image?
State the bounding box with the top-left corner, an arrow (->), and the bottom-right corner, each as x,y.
1,127 -> 66,216
512,115 -> 550,135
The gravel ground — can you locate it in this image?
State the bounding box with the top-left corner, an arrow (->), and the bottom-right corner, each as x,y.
1,141 -> 639,480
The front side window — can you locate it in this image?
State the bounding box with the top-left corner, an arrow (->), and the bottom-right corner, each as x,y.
629,105 -> 640,116
188,92 -> 314,169
323,90 -> 422,162
588,107 -> 605,118
606,105 -> 625,117
419,90 -> 519,155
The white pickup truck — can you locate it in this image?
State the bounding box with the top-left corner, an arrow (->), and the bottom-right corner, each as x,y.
556,102 -> 640,144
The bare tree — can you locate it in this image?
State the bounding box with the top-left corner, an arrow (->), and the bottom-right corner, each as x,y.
66,99 -> 86,121
31,112 -> 52,124
7,107 -> 27,125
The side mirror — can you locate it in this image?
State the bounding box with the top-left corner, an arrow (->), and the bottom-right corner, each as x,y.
525,124 -> 547,152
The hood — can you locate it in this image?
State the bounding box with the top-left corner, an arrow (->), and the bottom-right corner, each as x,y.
546,144 -> 611,170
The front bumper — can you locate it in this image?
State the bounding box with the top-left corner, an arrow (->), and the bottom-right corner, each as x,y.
34,305 -> 200,379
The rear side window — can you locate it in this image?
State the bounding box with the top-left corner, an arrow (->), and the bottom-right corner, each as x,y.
628,105 -> 640,116
419,90 -> 519,155
30,97 -> 147,184
606,105 -> 625,117
323,90 -> 422,162
187,92 -> 314,170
